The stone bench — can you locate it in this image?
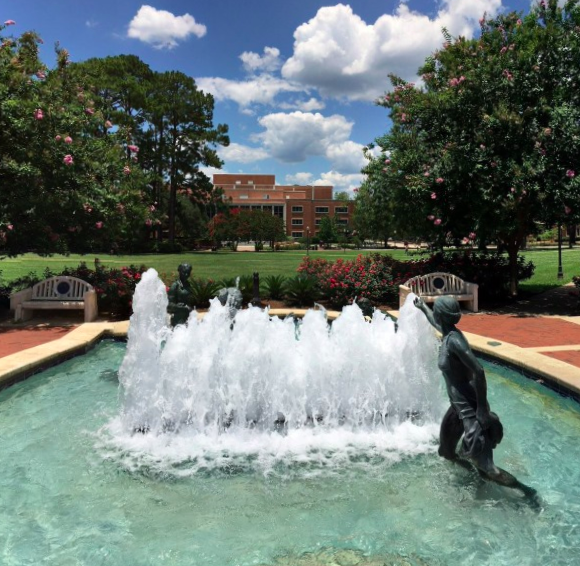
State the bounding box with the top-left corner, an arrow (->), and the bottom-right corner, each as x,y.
10,276 -> 98,322
399,272 -> 478,312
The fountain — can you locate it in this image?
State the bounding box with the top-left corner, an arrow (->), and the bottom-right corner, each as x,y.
112,268 -> 444,474
2,267 -> 580,565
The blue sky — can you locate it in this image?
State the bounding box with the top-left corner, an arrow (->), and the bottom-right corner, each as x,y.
5,0 -> 535,194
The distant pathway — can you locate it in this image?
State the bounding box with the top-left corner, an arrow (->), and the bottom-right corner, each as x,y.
0,325 -> 77,358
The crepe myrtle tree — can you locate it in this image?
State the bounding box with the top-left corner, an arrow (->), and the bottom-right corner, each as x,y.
367,0 -> 580,295
0,22 -> 150,256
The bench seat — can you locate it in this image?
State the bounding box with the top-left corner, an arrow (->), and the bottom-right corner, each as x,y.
10,276 -> 98,322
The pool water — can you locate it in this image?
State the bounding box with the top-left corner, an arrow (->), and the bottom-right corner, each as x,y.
1,340 -> 579,565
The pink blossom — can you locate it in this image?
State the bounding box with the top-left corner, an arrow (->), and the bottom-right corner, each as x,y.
128,145 -> 139,153
480,144 -> 486,150
384,159 -> 391,164
83,203 -> 93,213
63,154 -> 74,166
427,215 -> 435,221
469,232 -> 476,240
145,219 -> 152,227
105,120 -> 113,129
95,221 -> 103,229
149,205 -> 156,212
462,237 -> 470,245
434,218 -> 442,225
516,19 -> 522,26
7,224 -> 13,230
491,162 -> 497,168
55,135 -> 62,142
34,108 -> 44,120
424,172 -> 430,177
566,170 -> 575,178
479,17 -> 485,25
431,192 -> 437,199
353,188 -> 359,193
436,177 -> 444,184
401,113 -> 407,122
64,136 -> 73,144
565,206 -> 572,215
85,108 -> 95,115
511,187 -> 516,193
36,71 -> 46,80
123,166 -> 131,175
500,46 -> 507,55
4,20 -> 15,26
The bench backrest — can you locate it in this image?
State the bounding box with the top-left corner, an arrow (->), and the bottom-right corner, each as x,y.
404,272 -> 467,296
31,276 -> 94,301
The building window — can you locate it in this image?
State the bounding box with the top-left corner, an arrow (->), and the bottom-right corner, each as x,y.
291,206 -> 303,213
291,218 -> 303,226
235,180 -> 242,185
336,219 -> 348,225
292,231 -> 303,238
264,194 -> 270,200
315,219 -> 322,226
315,206 -> 329,214
335,206 -> 348,214
239,205 -> 250,210
273,205 -> 284,218
239,195 -> 248,199
248,180 -> 254,185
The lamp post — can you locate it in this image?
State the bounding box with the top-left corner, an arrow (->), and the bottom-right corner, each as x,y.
306,226 -> 310,256
557,223 -> 564,279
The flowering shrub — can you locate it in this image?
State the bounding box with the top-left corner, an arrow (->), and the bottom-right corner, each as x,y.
59,262 -> 148,317
298,250 -> 535,307
298,255 -> 394,307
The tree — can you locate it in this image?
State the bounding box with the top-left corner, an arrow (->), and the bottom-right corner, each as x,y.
0,25 -> 149,256
365,1 -> 580,295
317,215 -> 338,244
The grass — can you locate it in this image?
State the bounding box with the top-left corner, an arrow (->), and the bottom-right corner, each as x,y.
0,249 -> 408,283
1,246 -> 578,295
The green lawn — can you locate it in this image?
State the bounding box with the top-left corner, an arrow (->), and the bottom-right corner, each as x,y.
1,247 -> 579,294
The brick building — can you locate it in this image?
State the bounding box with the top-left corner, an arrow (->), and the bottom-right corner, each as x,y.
212,174 -> 355,239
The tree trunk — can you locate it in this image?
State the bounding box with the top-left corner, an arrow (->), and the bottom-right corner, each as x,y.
506,240 -> 520,298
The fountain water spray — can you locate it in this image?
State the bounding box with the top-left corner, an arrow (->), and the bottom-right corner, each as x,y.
111,269 -> 445,475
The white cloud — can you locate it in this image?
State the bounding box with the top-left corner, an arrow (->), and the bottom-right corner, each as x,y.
197,75 -> 303,111
285,172 -> 314,185
313,171 -> 364,193
127,5 -> 206,49
282,1 -> 502,101
240,47 -> 282,73
325,140 -> 366,174
279,97 -> 325,111
218,142 -> 269,164
254,111 -> 353,163
85,20 -> 98,28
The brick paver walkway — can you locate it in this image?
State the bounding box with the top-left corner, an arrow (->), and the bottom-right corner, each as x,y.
0,326 -> 77,357
458,315 -> 580,348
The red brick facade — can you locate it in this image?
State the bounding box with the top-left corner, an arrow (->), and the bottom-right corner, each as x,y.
212,174 -> 354,238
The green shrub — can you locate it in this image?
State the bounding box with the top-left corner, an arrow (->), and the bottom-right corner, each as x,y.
263,274 -> 287,300
283,276 -> 320,307
189,278 -> 222,309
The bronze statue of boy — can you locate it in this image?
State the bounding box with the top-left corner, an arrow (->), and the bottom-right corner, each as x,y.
167,263 -> 193,326
414,295 -> 537,499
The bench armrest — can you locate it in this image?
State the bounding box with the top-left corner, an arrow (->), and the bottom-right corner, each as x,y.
10,287 -> 33,310
399,284 -> 412,309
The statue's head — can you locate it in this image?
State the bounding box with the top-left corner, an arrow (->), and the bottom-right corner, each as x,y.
433,295 -> 462,326
178,263 -> 192,279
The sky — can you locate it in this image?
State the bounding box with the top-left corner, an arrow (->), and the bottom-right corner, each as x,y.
4,0 -> 538,194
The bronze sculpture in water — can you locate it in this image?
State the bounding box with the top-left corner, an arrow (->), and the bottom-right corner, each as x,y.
414,295 -> 537,499
167,263 -> 193,327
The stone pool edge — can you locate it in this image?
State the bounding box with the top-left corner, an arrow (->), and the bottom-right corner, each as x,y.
2,311 -> 580,401
0,321 -> 129,390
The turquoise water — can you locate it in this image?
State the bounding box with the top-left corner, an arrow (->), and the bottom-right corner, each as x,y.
1,341 -> 580,565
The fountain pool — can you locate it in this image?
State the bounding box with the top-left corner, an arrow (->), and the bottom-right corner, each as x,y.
0,270 -> 579,565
